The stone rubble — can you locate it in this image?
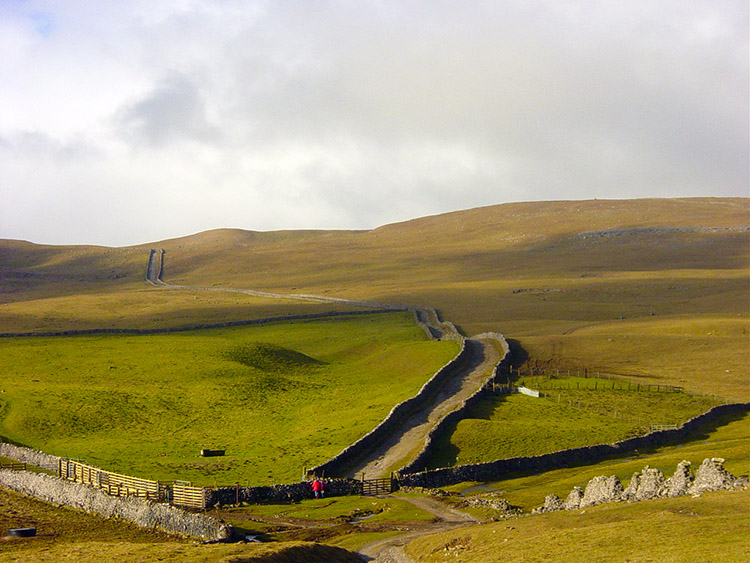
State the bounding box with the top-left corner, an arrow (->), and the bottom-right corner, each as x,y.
563,486 -> 583,510
622,466 -> 668,502
688,457 -> 742,495
460,493 -> 523,518
665,460 -> 693,497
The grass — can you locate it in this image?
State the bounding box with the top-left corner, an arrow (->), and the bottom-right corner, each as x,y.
223,494 -> 434,524
443,412 -> 750,510
427,383 -> 720,469
0,198 -> 747,560
0,484 -> 361,562
0,312 -> 459,485
406,413 -> 750,562
405,489 -> 750,563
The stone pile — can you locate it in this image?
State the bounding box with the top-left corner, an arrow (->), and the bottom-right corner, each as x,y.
460,492 -> 523,519
533,458 -> 745,514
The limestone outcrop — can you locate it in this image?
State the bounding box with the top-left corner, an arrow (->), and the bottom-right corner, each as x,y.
533,458 -> 746,514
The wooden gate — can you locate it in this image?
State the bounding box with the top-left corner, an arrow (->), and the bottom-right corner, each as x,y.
172,481 -> 207,509
361,477 -> 394,496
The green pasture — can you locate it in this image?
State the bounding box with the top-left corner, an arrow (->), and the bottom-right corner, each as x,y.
443,412 -> 749,509
515,315 -> 750,401
427,379 -> 720,469
0,312 -> 459,485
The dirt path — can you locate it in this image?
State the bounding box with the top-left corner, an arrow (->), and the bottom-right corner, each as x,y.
356,495 -> 478,562
346,338 -> 501,479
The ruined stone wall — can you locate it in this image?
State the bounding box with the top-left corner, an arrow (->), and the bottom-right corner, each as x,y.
399,403 -> 750,488
308,338 -> 471,477
533,457 -> 746,514
0,470 -> 229,541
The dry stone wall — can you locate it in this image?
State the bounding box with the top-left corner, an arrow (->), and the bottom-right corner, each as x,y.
0,309 -> 403,338
0,469 -> 229,541
398,403 -> 750,489
0,442 -> 60,472
208,478 -> 363,506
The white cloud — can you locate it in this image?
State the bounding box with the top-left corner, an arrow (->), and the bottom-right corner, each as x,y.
0,0 -> 747,246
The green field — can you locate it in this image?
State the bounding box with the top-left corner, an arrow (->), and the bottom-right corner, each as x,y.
427,381 -> 721,469
0,312 -> 459,485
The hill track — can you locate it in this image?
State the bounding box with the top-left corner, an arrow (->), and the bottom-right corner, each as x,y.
346,338 -> 500,479
356,495 -> 478,563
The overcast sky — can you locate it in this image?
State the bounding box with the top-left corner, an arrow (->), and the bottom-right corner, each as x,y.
1,1 -> 747,246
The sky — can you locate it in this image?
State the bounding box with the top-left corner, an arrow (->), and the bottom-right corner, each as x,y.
1,0 -> 748,247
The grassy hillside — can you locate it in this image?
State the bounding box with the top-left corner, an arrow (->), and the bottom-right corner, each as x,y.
0,313 -> 459,484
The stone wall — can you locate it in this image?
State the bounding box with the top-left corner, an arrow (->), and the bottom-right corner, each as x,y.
308,338 -> 471,477
208,478 -> 363,507
0,309 -> 405,338
398,403 -> 750,489
0,442 -> 60,472
0,469 -> 229,541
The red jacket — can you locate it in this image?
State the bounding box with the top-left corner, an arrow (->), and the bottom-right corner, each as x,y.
312,479 -> 323,492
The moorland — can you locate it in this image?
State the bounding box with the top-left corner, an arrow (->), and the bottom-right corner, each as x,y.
0,197 -> 747,562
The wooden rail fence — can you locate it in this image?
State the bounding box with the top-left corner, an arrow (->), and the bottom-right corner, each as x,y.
58,458 -> 167,501
0,462 -> 26,471
172,481 -> 208,509
507,368 -> 684,393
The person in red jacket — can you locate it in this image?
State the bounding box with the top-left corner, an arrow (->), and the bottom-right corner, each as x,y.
311,478 -> 324,499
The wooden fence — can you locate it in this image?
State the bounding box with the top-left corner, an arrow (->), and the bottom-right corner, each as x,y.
172,481 -> 208,510
0,462 -> 26,471
58,458 -> 167,501
532,380 -> 683,393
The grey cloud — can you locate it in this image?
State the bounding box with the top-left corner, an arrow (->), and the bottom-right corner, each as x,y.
115,72 -> 220,147
0,1 -> 747,246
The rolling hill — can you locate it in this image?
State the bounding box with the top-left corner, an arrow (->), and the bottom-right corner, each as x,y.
2,198 -> 747,399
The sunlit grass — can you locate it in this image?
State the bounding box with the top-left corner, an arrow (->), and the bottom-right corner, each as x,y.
0,313 -> 459,485
427,386 -> 720,469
